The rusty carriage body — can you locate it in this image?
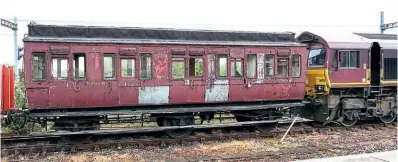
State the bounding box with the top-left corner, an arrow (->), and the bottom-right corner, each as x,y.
21,23 -> 308,137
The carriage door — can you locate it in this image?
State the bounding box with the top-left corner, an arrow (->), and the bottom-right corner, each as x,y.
275,48 -> 290,100
205,48 -> 229,103
370,42 -> 381,86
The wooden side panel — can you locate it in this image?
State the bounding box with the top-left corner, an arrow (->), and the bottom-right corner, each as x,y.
27,88 -> 49,108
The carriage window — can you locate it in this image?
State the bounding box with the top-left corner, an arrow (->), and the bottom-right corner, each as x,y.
340,51 -> 359,68
74,53 -> 86,79
265,54 -> 274,76
278,58 -> 288,76
247,54 -> 257,78
121,58 -> 135,77
189,57 -> 203,77
172,57 -> 185,79
32,53 -> 46,80
52,58 -> 68,79
292,55 -> 301,77
140,53 -> 152,79
231,59 -> 243,77
217,54 -> 227,77
103,54 -> 116,79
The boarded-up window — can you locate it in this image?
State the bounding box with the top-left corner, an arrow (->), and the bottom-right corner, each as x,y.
278,58 -> 288,76
103,54 -> 116,79
231,59 -> 243,77
32,53 -> 46,80
384,58 -> 397,80
247,54 -> 257,78
73,53 -> 86,79
189,57 -> 203,77
121,58 -> 135,77
51,58 -> 68,79
217,54 -> 227,77
292,55 -> 301,77
265,55 -> 274,76
140,53 -> 152,79
172,57 -> 185,79
340,51 -> 359,68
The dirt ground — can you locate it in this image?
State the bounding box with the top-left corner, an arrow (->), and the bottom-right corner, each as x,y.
2,125 -> 397,162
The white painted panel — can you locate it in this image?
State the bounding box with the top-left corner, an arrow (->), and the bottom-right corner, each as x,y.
138,86 -> 169,104
205,79 -> 229,102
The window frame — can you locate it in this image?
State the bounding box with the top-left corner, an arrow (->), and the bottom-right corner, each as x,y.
51,56 -> 68,80
264,54 -> 275,77
103,53 -> 116,80
230,58 -> 243,79
291,54 -> 301,78
339,50 -> 360,69
139,53 -> 153,80
188,56 -> 204,79
120,56 -> 136,79
170,57 -> 186,80
32,52 -> 47,81
246,54 -> 257,79
216,54 -> 229,78
73,53 -> 87,80
277,57 -> 289,77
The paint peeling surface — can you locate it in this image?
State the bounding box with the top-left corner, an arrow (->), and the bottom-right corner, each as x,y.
255,53 -> 265,83
205,80 -> 229,102
138,86 -> 169,104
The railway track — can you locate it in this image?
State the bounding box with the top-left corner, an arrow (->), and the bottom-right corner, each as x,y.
1,121 -> 395,158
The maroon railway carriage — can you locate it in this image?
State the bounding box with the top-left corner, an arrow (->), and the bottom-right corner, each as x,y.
22,23 -> 308,138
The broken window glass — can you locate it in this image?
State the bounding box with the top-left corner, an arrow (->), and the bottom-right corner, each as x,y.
231,59 -> 243,77
278,59 -> 288,77
189,57 -> 203,77
121,58 -> 135,77
292,55 -> 301,77
52,58 -> 68,79
32,52 -> 46,80
217,54 -> 227,77
73,53 -> 86,79
140,53 -> 152,79
265,55 -> 274,76
172,57 -> 185,79
103,54 -> 116,79
247,54 -> 257,78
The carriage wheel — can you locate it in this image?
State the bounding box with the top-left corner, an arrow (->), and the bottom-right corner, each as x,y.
161,116 -> 194,138
234,111 -> 279,132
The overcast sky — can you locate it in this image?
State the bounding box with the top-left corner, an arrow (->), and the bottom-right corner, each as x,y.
1,0 -> 397,67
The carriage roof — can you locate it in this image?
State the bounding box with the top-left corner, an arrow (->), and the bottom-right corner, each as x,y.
23,23 -> 304,47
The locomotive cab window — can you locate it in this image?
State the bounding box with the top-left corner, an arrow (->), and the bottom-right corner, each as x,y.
231,59 -> 243,78
247,54 -> 257,78
292,54 -> 301,77
140,53 -> 152,79
73,53 -> 86,79
217,54 -> 228,77
103,54 -> 116,79
32,52 -> 46,80
308,48 -> 326,67
189,57 -> 203,77
121,58 -> 135,77
340,51 -> 359,68
265,54 -> 274,76
51,58 -> 68,79
278,58 -> 288,77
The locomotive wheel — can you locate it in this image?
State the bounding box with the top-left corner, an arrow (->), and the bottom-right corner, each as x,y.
379,108 -> 397,124
339,118 -> 358,127
161,116 -> 194,138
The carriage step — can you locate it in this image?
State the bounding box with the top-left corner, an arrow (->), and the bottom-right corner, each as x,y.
367,99 -> 377,102
367,107 -> 378,110
370,91 -> 380,93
